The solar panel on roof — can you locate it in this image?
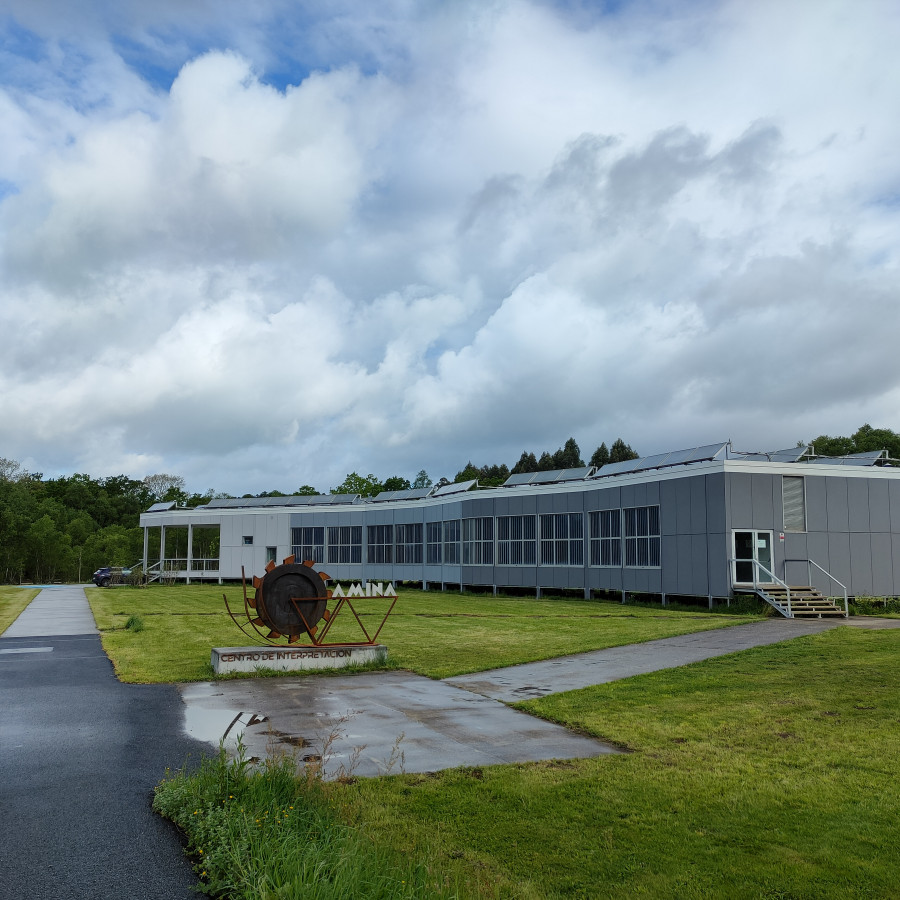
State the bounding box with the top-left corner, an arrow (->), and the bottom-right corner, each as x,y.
765,447 -> 808,462
432,479 -> 477,497
634,452 -> 670,470
809,450 -> 885,467
395,487 -> 433,500
554,466 -> 593,481
593,458 -> 642,477
372,491 -> 399,503
147,501 -> 176,512
663,442 -> 729,466
503,472 -> 536,486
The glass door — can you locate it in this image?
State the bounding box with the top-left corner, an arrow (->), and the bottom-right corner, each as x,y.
732,530 -> 774,584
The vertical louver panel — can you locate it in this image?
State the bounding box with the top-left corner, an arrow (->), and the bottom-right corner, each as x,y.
783,476 -> 806,532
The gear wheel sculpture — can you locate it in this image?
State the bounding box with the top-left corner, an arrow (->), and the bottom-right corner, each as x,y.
223,555 -> 397,647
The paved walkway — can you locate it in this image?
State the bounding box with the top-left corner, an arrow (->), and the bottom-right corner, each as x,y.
0,587 -> 207,900
179,615 -> 900,778
444,616 -> 900,701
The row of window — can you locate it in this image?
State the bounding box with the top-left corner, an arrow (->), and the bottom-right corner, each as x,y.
288,506 -> 661,568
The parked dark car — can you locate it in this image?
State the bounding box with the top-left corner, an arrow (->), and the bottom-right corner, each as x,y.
92,566 -> 132,587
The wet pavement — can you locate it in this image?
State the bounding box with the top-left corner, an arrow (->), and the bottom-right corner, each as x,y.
0,587 -> 207,900
179,671 -> 618,779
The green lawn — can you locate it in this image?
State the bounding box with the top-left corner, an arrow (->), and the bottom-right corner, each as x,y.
337,627 -> 900,898
0,587 -> 39,635
86,584 -> 757,683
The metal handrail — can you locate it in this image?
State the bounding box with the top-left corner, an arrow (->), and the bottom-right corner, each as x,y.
729,557 -> 792,616
784,557 -> 849,616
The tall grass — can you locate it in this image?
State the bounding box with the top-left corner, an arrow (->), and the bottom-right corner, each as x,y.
153,743 -> 462,899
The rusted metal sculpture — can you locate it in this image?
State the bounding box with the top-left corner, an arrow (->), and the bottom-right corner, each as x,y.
223,556 -> 397,647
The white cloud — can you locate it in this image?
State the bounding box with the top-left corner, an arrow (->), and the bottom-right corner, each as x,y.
0,1 -> 899,493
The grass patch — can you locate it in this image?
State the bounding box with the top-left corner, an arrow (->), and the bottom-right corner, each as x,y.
0,587 -> 40,635
87,584 -> 758,683
336,627 -> 900,898
153,743 -> 466,899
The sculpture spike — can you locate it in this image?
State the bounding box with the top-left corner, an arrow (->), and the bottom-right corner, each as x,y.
266,630 -> 281,640
283,554 -> 295,565
303,559 -> 315,568
265,559 -> 276,573
252,575 -> 263,590
251,617 -> 264,627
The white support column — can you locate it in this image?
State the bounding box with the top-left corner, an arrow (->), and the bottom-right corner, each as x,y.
186,523 -> 193,585
142,527 -> 149,571
160,526 -> 166,572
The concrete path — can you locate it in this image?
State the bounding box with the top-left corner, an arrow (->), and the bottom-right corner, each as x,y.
0,587 -> 207,900
445,616 -> 900,702
181,615 -> 900,777
3,585 -> 98,636
180,670 -> 618,780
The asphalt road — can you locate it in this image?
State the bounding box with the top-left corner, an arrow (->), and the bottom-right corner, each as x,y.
0,589 -> 208,900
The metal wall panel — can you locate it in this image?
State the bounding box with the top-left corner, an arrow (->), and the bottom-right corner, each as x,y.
870,532 -> 894,596
892,536 -> 900,597
848,479 -> 870,532
690,535 -> 709,594
705,474 -> 726,534
728,473 -> 752,527
751,474 -> 775,528
661,536 -> 679,592
868,481 -> 891,533
890,480 -> 900,532
675,534 -> 693,593
849,534 -> 873,596
674,478 -> 691,535
707,533 -> 730,596
690,477 -> 707,534
826,533 -> 851,585
825,479 -> 850,532
660,480 -> 678,536
804,476 -> 827,531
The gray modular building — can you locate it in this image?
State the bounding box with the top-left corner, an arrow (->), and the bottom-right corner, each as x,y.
139,442 -> 900,616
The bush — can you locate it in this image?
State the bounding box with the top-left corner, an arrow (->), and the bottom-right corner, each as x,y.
849,596 -> 900,616
153,744 -> 458,899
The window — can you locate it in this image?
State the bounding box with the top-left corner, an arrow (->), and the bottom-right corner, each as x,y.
291,527 -> 324,563
426,522 -> 442,564
783,476 -> 806,532
443,520 -> 461,565
242,535 -> 253,545
497,515 -> 536,565
462,517 -> 493,564
395,523 -> 423,564
589,510 -> 621,566
624,506 -> 660,567
266,546 -> 277,565
327,526 -> 362,564
540,513 -> 584,566
367,525 -> 393,564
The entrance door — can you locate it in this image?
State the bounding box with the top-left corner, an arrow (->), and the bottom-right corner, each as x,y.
732,530 -> 774,584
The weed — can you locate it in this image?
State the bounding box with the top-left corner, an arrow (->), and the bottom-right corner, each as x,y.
124,614 -> 144,632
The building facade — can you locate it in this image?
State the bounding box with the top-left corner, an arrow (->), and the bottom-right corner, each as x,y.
139,443 -> 900,605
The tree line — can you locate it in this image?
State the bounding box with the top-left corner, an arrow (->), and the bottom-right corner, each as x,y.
1,424 -> 895,582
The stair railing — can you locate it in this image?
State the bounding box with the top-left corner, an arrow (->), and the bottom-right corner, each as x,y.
784,558 -> 849,617
729,557 -> 792,616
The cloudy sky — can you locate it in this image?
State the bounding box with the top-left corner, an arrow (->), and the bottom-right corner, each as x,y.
1,0 -> 898,495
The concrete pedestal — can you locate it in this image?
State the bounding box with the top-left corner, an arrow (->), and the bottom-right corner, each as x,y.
211,644 -> 387,675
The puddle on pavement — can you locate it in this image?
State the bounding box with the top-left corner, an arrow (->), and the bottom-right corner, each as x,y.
182,705 -> 269,751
